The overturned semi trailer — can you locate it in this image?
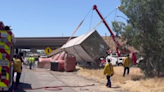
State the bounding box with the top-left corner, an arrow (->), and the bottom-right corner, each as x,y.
61,30 -> 109,66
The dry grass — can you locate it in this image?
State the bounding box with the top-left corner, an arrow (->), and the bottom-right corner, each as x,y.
76,66 -> 164,92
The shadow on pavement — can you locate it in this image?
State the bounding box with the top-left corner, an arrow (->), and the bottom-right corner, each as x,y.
10,82 -> 32,92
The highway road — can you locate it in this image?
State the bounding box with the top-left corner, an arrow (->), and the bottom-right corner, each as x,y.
9,66 -> 125,92
11,67 -> 76,92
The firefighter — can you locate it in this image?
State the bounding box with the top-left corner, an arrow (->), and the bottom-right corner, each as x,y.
104,59 -> 114,88
13,54 -> 22,88
123,54 -> 132,77
29,56 -> 35,69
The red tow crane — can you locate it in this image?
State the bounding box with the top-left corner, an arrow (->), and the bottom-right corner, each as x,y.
93,5 -> 137,65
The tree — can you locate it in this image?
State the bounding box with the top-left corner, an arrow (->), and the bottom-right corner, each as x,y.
112,21 -> 125,37
114,0 -> 164,77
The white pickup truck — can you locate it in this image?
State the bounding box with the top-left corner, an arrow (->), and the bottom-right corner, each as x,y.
106,53 -> 126,66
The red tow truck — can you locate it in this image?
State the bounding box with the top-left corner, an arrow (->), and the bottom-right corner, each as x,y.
93,5 -> 137,65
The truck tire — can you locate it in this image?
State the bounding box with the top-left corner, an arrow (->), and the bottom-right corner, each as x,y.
117,62 -> 123,66
118,63 -> 123,66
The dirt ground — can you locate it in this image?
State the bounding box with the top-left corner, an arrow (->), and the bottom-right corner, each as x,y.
76,66 -> 164,92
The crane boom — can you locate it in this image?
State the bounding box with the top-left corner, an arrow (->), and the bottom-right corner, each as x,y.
93,5 -> 137,65
93,5 -> 121,57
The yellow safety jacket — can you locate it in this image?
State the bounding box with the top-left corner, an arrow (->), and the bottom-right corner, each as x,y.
123,57 -> 131,67
29,57 -> 35,63
13,59 -> 22,73
104,63 -> 114,76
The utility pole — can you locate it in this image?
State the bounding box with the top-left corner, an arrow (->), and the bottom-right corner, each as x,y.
62,33 -> 63,37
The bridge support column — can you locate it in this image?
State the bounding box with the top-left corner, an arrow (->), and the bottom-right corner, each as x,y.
15,48 -> 19,54
14,48 -> 22,55
23,51 -> 26,57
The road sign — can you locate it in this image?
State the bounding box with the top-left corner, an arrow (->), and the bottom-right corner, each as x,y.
45,47 -> 52,55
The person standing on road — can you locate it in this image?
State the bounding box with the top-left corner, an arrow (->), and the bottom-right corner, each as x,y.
29,56 -> 35,69
13,54 -> 22,88
123,54 -> 132,77
104,59 -> 114,88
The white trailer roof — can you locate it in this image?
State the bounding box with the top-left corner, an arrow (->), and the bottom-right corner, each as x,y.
61,30 -> 95,48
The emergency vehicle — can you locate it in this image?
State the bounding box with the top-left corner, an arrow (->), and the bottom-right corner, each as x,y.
0,21 -> 16,91
106,53 -> 126,66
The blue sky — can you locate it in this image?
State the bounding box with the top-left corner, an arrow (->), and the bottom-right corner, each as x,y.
1,0 -> 127,37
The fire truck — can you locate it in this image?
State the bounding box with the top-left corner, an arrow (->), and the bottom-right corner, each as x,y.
0,21 -> 16,91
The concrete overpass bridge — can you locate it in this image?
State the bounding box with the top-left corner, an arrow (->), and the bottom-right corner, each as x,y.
15,37 -> 76,50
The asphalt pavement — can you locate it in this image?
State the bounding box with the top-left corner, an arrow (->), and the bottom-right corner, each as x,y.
12,67 -> 76,92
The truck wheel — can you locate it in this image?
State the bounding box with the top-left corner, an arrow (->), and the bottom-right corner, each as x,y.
118,63 -> 123,66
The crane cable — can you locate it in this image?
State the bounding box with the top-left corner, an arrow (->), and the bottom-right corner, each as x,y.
114,8 -> 118,21
73,10 -> 94,46
89,10 -> 94,31
89,8 -> 118,32
66,8 -> 93,43
75,8 -> 118,49
66,7 -> 118,44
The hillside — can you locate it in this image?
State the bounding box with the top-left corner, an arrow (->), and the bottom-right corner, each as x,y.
102,36 -> 137,52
